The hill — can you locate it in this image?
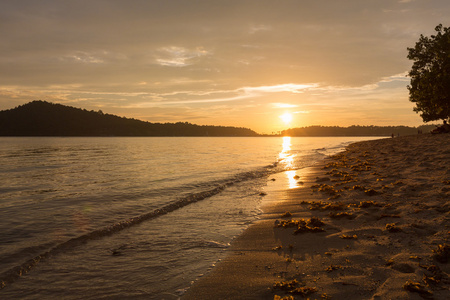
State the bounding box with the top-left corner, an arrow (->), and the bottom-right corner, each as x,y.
280,124 -> 436,137
0,101 -> 259,137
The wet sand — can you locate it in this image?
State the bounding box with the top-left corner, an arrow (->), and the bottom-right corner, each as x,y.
183,134 -> 450,300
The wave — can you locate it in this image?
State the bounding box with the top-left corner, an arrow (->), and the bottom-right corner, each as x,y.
0,162 -> 279,290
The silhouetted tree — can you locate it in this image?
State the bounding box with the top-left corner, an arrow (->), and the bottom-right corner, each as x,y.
407,24 -> 450,122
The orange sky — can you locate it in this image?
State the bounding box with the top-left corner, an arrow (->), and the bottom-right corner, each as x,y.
1,1 -> 448,134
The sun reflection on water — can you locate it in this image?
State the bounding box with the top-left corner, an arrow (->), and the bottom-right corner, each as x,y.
286,170 -> 300,189
279,136 -> 294,170
278,137 -> 301,189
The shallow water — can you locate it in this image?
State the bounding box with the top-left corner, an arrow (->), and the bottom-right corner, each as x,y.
0,136 -> 379,299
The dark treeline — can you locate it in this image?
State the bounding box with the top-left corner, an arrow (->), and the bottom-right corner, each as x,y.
0,101 -> 258,137
280,125 -> 437,137
0,101 -> 437,137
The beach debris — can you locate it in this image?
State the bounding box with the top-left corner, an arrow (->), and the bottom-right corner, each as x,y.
275,219 -> 301,228
423,274 -> 441,286
289,286 -> 318,297
281,211 -> 292,218
294,225 -> 324,234
259,191 -> 267,196
419,264 -> 445,287
273,295 -> 294,300
432,244 -> 450,263
350,161 -> 372,172
328,194 -> 341,200
294,217 -> 325,235
340,234 -> 358,240
364,189 -> 380,196
311,184 -> 341,196
409,255 -> 421,261
328,212 -> 354,219
308,216 -> 325,227
322,161 -> 341,169
325,264 -> 342,272
352,185 -> 365,191
419,264 -> 441,273
272,245 -> 283,251
357,200 -> 381,208
385,223 -> 402,232
310,201 -> 347,211
275,217 -> 326,234
403,280 -> 433,297
273,279 -> 299,291
293,175 -> 300,180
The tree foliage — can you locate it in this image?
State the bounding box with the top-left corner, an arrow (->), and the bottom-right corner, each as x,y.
280,125 -> 435,137
407,24 -> 450,122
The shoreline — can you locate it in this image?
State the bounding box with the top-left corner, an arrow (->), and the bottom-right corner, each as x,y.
183,134 -> 450,299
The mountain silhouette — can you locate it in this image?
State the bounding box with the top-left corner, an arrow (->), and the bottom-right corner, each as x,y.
0,101 -> 259,137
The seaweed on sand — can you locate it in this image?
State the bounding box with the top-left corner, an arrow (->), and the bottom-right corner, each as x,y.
357,200 -> 382,208
281,211 -> 292,218
273,279 -> 299,291
325,265 -> 342,272
294,217 -> 326,235
275,217 -> 326,234
289,286 -> 318,296
309,201 -> 347,211
432,244 -> 450,263
403,280 -> 433,297
328,212 -> 355,219
340,234 -> 358,240
364,189 -> 380,196
385,223 -> 402,232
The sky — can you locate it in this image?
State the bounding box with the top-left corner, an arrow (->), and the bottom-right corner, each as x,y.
1,0 -> 449,134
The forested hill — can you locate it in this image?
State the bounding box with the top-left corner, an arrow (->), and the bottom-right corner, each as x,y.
0,101 -> 259,137
280,124 -> 437,137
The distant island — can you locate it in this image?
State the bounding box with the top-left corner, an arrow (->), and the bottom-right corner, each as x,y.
0,101 -> 258,137
0,100 -> 435,137
279,124 -> 436,137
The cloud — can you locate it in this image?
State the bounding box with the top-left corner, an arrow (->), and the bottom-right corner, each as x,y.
248,24 -> 272,34
155,46 -> 210,67
272,103 -> 299,108
241,84 -> 318,94
59,51 -> 105,64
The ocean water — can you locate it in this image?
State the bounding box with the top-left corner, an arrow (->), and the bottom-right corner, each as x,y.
0,136 -> 378,299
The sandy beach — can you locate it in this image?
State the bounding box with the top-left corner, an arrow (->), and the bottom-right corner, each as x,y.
183,133 -> 450,300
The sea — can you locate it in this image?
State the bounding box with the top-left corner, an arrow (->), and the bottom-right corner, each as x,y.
0,136 -> 379,299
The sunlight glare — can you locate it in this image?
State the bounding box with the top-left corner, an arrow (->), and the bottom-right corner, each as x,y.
286,170 -> 300,189
278,136 -> 294,169
280,113 -> 293,125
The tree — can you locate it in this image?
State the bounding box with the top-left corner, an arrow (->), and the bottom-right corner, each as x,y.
407,24 -> 450,122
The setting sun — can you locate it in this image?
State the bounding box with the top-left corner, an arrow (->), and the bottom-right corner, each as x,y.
280,113 -> 293,125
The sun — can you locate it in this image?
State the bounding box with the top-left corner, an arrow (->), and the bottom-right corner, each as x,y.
279,113 -> 293,125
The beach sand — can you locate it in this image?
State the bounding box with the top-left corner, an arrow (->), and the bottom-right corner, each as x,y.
183,134 -> 450,300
